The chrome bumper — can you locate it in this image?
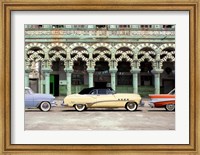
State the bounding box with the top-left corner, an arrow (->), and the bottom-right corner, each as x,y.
148,102 -> 155,108
51,101 -> 57,107
61,101 -> 68,106
139,100 -> 145,107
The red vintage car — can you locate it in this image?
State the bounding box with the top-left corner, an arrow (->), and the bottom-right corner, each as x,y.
148,89 -> 175,111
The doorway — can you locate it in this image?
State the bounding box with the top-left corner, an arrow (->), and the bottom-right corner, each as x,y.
50,74 -> 59,96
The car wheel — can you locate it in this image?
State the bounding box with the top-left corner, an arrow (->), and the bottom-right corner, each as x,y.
39,102 -> 51,112
165,104 -> 175,111
74,104 -> 86,112
126,102 -> 138,111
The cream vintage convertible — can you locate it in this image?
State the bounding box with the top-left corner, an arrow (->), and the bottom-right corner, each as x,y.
62,87 -> 142,112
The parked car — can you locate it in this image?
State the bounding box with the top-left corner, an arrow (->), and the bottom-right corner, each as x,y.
25,87 -> 56,111
148,89 -> 175,111
62,87 -> 142,112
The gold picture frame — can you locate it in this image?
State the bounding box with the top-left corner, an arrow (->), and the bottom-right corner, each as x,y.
0,0 -> 199,154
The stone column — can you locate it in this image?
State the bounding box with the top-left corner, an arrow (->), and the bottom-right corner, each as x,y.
42,68 -> 52,94
109,68 -> 118,91
38,63 -> 43,93
87,68 -> 95,88
131,68 -> 141,94
40,79 -> 43,93
65,68 -> 73,95
38,78 -> 41,93
151,69 -> 163,94
45,72 -> 50,94
25,69 -> 31,87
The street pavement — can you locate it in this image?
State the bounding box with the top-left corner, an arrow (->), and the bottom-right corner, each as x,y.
25,98 -> 175,130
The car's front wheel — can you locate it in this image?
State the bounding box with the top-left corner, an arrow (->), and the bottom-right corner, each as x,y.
165,104 -> 175,111
74,104 -> 86,112
126,102 -> 138,111
39,102 -> 51,112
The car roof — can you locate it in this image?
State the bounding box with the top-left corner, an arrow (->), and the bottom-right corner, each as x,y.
78,87 -> 113,94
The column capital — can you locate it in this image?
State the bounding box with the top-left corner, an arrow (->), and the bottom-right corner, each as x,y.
109,68 -> 118,73
42,68 -> 52,73
87,68 -> 95,73
151,69 -> 163,74
131,68 -> 141,74
64,68 -> 73,73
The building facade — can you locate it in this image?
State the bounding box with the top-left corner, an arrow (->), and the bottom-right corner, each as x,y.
25,24 -> 175,96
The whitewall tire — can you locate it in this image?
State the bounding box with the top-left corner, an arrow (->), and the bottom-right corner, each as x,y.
74,104 -> 86,112
39,102 -> 51,112
165,104 -> 175,111
126,102 -> 138,111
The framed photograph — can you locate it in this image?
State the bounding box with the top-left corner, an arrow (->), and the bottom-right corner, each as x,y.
0,0 -> 199,155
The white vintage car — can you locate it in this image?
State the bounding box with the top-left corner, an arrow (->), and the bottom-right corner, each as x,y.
62,87 -> 142,112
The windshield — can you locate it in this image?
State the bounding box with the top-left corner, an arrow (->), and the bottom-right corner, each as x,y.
168,89 -> 175,95
79,88 -> 92,94
78,87 -> 115,95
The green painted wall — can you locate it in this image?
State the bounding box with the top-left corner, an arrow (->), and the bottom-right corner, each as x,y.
59,85 -> 90,96
116,86 -> 133,93
138,86 -> 154,97
71,85 -> 89,94
59,85 -> 67,96
116,85 -> 154,97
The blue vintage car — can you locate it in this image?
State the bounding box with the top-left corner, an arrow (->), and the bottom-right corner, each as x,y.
25,87 -> 56,111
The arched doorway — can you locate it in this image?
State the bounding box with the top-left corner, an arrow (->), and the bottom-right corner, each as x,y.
72,59 -> 88,93
160,47 -> 175,93
49,47 -> 66,96
93,47 -> 111,88
116,60 -> 132,93
50,60 -> 65,96
115,47 -> 133,93
138,47 -> 155,96
140,59 -> 153,86
94,59 -> 110,88
26,47 -> 45,93
161,61 -> 175,93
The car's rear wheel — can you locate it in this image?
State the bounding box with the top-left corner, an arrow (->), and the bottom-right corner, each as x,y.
39,101 -> 51,112
126,102 -> 138,111
165,104 -> 175,111
74,104 -> 86,112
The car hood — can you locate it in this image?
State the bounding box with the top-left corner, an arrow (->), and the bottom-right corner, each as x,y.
33,93 -> 55,99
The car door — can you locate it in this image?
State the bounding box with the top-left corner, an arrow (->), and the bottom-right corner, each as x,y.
94,89 -> 118,108
86,89 -> 98,104
25,89 -> 34,108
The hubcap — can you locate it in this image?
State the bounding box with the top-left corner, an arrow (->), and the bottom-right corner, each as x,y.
77,105 -> 84,109
42,103 -> 49,109
166,104 -> 175,111
76,104 -> 85,111
40,102 -> 50,111
128,103 -> 135,109
127,103 -> 137,111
